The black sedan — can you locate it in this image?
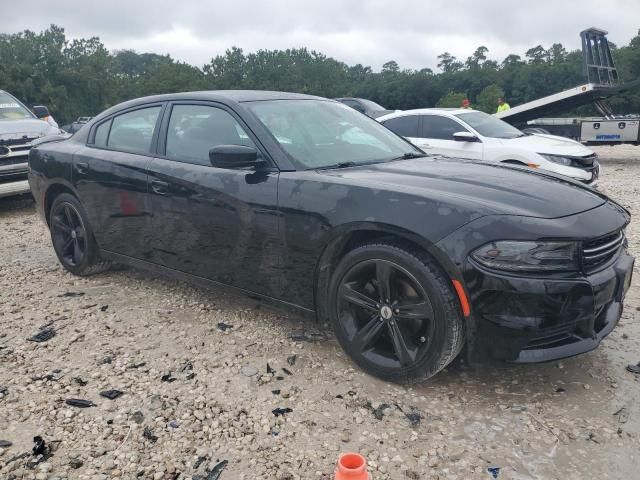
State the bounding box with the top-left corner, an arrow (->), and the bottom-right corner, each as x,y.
28,91 -> 634,382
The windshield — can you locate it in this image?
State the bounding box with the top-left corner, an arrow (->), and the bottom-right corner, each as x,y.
359,99 -> 386,111
247,99 -> 418,169
455,111 -> 524,139
0,92 -> 33,121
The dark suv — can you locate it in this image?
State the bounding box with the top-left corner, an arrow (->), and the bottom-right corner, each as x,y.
28,91 -> 634,382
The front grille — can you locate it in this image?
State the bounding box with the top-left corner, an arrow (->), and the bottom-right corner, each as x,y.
582,230 -> 624,273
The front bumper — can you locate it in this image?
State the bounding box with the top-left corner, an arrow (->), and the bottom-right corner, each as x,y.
466,251 -> 634,363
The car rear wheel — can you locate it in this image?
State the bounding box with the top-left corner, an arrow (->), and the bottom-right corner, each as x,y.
329,242 -> 464,383
49,193 -> 110,276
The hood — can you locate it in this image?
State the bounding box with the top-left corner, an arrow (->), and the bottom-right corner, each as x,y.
0,118 -> 60,140
499,133 -> 593,157
318,157 -> 606,219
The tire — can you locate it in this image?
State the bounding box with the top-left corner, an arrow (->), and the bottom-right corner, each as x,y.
48,193 -> 111,276
328,241 -> 464,383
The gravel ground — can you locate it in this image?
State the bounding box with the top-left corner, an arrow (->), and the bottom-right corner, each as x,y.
1,145 -> 639,480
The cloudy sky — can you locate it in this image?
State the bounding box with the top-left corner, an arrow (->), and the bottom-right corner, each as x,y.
3,0 -> 639,71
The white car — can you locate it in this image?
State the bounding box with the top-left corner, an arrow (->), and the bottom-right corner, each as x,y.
377,108 -> 600,185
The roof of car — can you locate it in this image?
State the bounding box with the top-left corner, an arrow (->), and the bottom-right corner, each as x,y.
377,107 -> 476,121
91,90 -> 331,122
131,90 -> 325,105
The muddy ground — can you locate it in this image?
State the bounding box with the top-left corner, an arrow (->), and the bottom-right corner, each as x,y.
1,145 -> 639,480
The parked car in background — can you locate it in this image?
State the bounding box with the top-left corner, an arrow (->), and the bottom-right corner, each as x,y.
0,89 -> 63,198
29,91 -> 633,382
61,116 -> 93,134
378,108 -> 601,185
335,97 -> 394,118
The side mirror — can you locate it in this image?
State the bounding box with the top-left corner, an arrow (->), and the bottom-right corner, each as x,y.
32,105 -> 50,119
209,145 -> 264,169
453,131 -> 480,142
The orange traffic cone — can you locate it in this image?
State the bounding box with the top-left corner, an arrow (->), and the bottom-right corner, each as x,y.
335,452 -> 371,480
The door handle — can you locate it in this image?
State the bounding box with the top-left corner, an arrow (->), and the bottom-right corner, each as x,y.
76,162 -> 89,174
151,180 -> 169,195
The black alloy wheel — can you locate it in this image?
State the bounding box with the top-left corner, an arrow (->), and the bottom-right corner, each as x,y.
330,242 -> 464,382
51,201 -> 87,267
49,193 -> 110,276
337,259 -> 434,370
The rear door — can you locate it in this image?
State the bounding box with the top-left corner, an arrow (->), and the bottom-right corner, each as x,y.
380,115 -> 421,146
147,102 -> 281,297
418,114 -> 483,159
73,104 -> 164,259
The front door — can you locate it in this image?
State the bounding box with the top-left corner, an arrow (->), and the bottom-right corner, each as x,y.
73,104 -> 163,259
147,102 -> 281,298
417,114 -> 484,160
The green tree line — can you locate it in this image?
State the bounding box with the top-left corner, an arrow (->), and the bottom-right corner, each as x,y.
1,25 -> 639,124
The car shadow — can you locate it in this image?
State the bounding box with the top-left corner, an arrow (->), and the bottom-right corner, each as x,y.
0,193 -> 35,216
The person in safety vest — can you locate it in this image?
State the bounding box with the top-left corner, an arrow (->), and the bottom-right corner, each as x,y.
496,97 -> 510,113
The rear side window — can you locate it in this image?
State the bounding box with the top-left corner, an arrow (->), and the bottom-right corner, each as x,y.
165,104 -> 256,166
107,106 -> 161,154
93,119 -> 111,147
420,115 -> 466,140
382,115 -> 419,137
342,100 -> 365,113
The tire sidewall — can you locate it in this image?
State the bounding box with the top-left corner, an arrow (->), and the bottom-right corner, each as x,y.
49,193 -> 99,275
329,244 -> 457,382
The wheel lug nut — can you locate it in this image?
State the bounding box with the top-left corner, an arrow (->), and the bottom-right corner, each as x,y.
419,336 -> 426,343
394,309 -> 399,314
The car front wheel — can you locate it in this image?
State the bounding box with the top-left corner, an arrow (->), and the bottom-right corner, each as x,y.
329,242 -> 464,383
49,193 -> 110,276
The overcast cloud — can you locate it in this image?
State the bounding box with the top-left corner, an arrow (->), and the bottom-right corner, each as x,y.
2,0 -> 639,71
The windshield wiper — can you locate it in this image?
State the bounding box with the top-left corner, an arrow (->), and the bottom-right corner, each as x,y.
317,161 -> 358,170
391,152 -> 429,160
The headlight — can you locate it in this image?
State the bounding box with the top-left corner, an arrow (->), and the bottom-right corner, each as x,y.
539,154 -> 575,167
471,241 -> 579,272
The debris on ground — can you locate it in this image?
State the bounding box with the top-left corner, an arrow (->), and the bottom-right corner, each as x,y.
272,407 -> 293,417
217,322 -> 233,332
282,367 -> 293,376
65,398 -> 96,408
193,459 -> 228,480
27,435 -> 53,468
613,407 -> 629,424
0,439 -> 12,447
100,304 -> 109,311
369,403 -> 391,421
193,455 -> 207,469
266,363 -> 275,374
99,389 -> 124,400
394,404 -> 422,426
73,377 -> 88,386
57,291 -> 85,297
487,466 -> 501,478
626,362 -> 640,374
143,426 -> 158,443
168,420 -> 179,428
287,355 -> 297,366
241,366 -> 258,377
27,327 -> 56,343
161,372 -> 177,382
127,361 -> 147,369
69,458 -> 84,469
131,410 -> 144,424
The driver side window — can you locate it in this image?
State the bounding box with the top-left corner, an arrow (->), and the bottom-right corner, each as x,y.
420,115 -> 467,140
165,105 -> 256,166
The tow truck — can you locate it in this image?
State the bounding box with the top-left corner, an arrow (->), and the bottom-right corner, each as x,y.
496,28 -> 640,145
